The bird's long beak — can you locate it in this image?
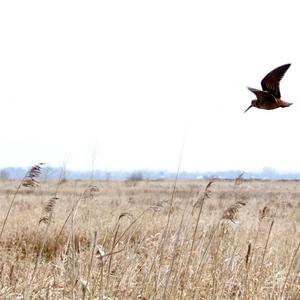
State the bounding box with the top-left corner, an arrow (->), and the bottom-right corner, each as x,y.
244,104 -> 253,113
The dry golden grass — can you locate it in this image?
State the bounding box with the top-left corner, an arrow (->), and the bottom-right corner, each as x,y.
0,178 -> 299,299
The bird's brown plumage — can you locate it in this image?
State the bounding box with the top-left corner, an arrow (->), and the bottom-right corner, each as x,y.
245,64 -> 292,112
261,64 -> 291,98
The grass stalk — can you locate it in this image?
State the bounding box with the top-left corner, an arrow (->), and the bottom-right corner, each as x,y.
280,240 -> 300,299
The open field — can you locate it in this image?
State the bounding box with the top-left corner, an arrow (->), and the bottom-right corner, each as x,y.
0,177 -> 299,299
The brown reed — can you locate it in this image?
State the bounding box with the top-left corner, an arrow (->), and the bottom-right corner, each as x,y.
221,201 -> 246,223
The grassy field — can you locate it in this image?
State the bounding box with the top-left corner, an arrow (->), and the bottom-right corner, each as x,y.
0,174 -> 299,299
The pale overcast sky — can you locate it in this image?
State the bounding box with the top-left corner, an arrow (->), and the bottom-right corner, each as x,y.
1,1 -> 300,172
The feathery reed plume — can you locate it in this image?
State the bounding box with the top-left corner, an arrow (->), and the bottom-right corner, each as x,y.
193,181 -> 213,212
259,206 -> 270,221
234,172 -> 245,185
0,162 -> 44,241
22,163 -> 44,188
82,185 -> 99,200
39,197 -> 59,224
222,201 -> 246,223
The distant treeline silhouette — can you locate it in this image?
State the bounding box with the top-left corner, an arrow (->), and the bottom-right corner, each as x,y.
1,166 -> 300,180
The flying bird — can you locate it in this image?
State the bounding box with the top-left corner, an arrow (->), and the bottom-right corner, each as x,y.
245,64 -> 292,113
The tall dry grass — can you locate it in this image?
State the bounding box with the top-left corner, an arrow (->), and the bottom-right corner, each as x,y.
0,176 -> 299,299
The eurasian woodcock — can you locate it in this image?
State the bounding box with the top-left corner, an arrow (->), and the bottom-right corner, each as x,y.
245,64 -> 292,112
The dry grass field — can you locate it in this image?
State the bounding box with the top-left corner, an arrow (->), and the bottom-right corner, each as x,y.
0,172 -> 299,299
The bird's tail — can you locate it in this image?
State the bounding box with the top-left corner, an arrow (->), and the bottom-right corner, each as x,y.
280,100 -> 293,108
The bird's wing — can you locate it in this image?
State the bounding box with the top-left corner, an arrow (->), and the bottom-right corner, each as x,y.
247,87 -> 276,104
260,64 -> 291,98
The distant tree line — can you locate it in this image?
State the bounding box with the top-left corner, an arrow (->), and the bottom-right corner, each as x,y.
1,166 -> 300,181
